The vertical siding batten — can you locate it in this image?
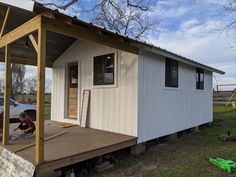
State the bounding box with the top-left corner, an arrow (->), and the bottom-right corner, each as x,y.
137,49 -> 213,143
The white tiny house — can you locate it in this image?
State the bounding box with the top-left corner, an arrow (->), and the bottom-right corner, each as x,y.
0,0 -> 225,173
51,39 -> 224,144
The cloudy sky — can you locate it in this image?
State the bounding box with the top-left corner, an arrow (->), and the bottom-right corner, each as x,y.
151,0 -> 236,90
1,0 -> 236,91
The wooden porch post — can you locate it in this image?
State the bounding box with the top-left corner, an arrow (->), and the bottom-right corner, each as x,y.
35,27 -> 46,164
2,45 -> 11,145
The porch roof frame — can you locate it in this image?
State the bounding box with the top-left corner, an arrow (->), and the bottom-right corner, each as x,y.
0,11 -> 142,167
0,14 -> 47,166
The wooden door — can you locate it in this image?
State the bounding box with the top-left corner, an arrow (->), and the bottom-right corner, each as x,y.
67,63 -> 78,119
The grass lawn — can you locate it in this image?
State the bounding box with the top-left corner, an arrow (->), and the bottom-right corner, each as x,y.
44,102 -> 51,119
94,105 -> 236,177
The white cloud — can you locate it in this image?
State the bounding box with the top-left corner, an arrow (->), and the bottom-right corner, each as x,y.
155,6 -> 190,19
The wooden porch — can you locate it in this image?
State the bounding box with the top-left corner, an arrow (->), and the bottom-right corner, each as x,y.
2,120 -> 137,176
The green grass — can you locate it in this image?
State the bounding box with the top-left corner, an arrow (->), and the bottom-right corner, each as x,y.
44,103 -> 51,119
213,104 -> 236,113
95,105 -> 236,177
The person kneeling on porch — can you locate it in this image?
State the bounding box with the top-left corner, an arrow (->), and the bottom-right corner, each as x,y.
14,112 -> 36,137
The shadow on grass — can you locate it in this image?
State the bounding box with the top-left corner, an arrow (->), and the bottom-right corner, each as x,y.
93,105 -> 236,177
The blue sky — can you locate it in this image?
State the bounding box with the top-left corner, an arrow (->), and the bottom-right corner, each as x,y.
151,0 -> 236,89
1,0 -> 236,91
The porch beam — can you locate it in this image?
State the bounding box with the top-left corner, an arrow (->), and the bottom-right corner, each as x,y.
2,45 -> 11,145
28,34 -> 39,54
0,7 -> 10,37
0,55 -> 53,68
0,15 -> 41,48
35,27 -> 46,164
41,16 -> 139,54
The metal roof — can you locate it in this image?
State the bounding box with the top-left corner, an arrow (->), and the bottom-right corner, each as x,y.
0,0 -> 34,11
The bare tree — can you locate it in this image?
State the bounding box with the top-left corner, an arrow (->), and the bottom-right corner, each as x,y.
24,77 -> 37,95
36,0 -> 157,40
222,0 -> 236,29
92,0 -> 156,40
11,64 -> 26,99
0,79 -> 3,96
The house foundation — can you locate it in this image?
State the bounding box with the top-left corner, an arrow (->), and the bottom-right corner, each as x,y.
130,143 -> 146,155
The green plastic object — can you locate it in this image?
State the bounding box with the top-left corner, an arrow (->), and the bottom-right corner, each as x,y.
209,157 -> 236,173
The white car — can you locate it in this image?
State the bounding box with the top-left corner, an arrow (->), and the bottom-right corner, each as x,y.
0,96 -> 36,123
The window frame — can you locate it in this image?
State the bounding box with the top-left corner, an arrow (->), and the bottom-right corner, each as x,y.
93,52 -> 117,88
165,58 -> 179,88
196,68 -> 204,90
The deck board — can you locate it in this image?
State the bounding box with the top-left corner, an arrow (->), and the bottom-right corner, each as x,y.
3,120 -> 137,176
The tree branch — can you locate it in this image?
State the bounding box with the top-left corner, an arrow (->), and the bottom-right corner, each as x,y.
127,0 -> 150,11
42,0 -> 78,10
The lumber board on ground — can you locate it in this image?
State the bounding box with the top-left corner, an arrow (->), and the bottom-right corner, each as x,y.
14,131 -> 68,153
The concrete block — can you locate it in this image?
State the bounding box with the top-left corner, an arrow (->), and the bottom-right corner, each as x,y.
130,143 -> 146,155
208,122 -> 213,126
194,126 -> 200,132
170,132 -> 178,139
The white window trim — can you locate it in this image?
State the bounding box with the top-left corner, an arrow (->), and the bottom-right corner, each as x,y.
92,52 -> 118,89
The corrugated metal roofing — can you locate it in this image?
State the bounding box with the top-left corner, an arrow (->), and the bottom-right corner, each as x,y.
0,0 -> 34,11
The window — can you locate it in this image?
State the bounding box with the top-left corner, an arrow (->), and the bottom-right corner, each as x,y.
93,53 -> 115,86
165,58 -> 178,88
69,63 -> 78,88
196,68 -> 204,90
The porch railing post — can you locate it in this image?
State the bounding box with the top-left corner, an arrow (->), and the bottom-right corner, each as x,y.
2,45 -> 11,145
35,27 -> 46,164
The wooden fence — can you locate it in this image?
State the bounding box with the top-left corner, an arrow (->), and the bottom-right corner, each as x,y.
213,91 -> 236,103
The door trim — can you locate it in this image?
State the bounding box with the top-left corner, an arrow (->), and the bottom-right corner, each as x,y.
65,61 -> 80,119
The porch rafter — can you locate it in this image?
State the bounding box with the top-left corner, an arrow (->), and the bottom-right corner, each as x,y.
28,34 -> 39,54
41,16 -> 139,55
0,7 -> 10,37
0,15 -> 42,48
0,55 -> 53,68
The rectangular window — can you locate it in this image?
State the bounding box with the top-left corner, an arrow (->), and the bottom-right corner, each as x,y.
165,58 -> 178,88
196,68 -> 204,90
94,53 -> 115,85
69,63 -> 78,88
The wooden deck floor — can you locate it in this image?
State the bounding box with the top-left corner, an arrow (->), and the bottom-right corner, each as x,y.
2,120 -> 137,176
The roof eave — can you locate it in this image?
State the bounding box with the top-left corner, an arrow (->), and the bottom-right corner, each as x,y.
141,46 -> 225,75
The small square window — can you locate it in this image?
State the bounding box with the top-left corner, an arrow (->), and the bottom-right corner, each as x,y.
196,68 -> 204,90
93,53 -> 115,86
165,58 -> 178,88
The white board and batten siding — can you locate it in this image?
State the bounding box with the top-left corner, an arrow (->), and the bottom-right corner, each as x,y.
51,39 -> 138,137
137,49 -> 213,143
